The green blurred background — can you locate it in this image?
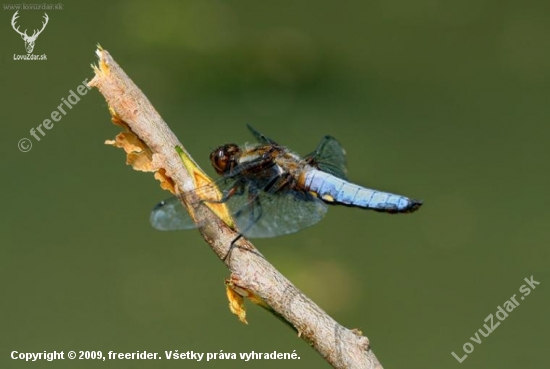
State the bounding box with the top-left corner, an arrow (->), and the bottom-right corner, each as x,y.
1,1 -> 549,368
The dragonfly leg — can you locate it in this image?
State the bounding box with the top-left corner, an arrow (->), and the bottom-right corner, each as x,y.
201,183 -> 244,205
222,233 -> 243,262
222,192 -> 263,261
222,233 -> 264,262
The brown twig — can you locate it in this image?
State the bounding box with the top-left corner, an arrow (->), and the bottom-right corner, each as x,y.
88,47 -> 382,369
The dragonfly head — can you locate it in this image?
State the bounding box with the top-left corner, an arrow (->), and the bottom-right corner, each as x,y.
210,143 -> 241,175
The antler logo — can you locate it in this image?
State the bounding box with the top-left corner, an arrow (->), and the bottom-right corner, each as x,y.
11,11 -> 49,54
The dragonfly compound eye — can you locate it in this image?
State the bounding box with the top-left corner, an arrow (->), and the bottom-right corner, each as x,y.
210,144 -> 241,175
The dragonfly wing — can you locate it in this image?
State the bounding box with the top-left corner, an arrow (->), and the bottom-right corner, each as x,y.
150,175 -> 243,231
150,196 -> 196,231
150,187 -> 327,238
246,124 -> 279,145
305,135 -> 348,180
228,188 -> 328,238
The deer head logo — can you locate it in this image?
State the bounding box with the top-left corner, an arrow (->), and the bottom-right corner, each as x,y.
11,11 -> 49,54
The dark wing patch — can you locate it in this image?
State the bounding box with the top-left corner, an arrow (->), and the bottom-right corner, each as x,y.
246,124 -> 279,145
305,135 -> 348,180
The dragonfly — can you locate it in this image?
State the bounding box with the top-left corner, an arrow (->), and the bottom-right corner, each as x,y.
150,125 -> 422,238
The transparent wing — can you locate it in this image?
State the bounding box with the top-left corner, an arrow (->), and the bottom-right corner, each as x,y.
150,196 -> 196,231
305,135 -> 348,180
246,124 -> 278,145
150,176 -> 239,231
150,183 -> 328,238
226,188 -> 328,238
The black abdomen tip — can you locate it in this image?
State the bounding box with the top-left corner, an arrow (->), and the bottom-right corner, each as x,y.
407,199 -> 423,213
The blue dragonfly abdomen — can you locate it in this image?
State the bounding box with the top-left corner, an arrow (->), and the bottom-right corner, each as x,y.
301,169 -> 422,213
